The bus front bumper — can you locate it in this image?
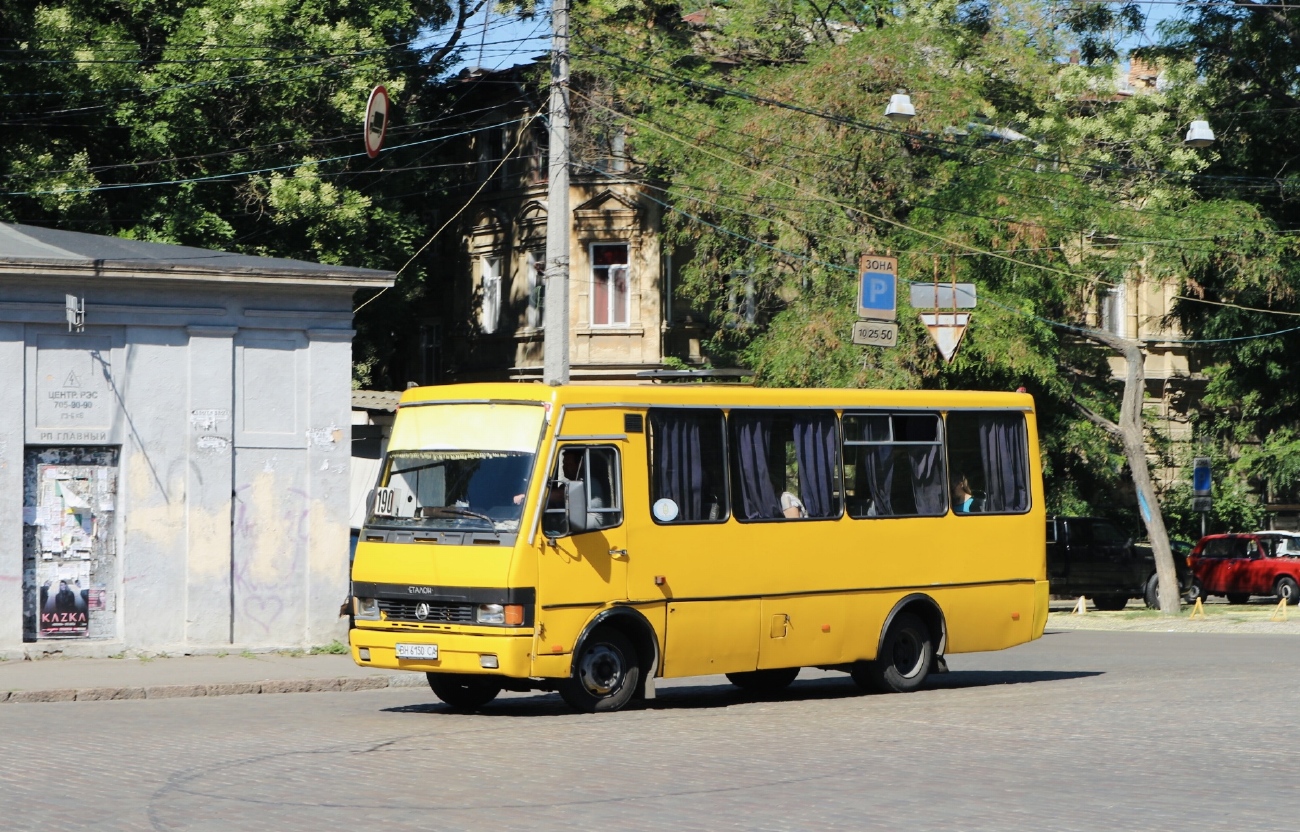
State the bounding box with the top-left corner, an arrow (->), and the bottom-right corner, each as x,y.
350,627 -> 534,678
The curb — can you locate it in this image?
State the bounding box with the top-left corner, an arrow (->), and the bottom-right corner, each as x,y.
1,673 -> 428,704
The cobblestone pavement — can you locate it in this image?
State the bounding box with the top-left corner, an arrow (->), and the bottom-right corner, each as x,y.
1,629 -> 1296,832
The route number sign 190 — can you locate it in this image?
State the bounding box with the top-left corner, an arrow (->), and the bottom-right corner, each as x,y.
372,486 -> 397,517
851,321 -> 898,347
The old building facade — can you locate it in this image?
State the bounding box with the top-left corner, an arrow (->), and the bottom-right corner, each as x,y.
0,223 -> 392,656
421,66 -> 703,384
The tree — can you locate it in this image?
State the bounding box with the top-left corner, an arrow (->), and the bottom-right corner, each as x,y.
0,0 -> 494,388
572,0 -> 1286,611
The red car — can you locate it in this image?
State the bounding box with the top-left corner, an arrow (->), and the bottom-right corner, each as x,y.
1188,533 -> 1300,605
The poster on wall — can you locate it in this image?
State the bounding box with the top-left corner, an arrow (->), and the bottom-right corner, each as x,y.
37,562 -> 91,638
32,465 -> 105,559
22,447 -> 119,642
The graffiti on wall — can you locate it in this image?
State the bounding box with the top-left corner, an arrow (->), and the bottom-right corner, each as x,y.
231,475 -> 309,639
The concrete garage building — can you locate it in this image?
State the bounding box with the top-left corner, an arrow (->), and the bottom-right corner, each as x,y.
0,223 -> 393,657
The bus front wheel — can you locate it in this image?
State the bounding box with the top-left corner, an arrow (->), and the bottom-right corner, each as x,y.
852,612 -> 933,694
559,627 -> 640,713
427,672 -> 501,710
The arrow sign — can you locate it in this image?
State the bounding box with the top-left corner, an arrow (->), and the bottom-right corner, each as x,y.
919,312 -> 969,362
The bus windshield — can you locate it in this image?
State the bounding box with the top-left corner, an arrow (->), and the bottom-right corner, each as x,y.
366,403 -> 545,533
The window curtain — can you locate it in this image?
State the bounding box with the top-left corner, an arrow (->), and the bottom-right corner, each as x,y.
793,415 -> 838,518
735,415 -> 781,519
860,418 -> 894,517
979,414 -> 1029,512
652,412 -> 705,521
907,444 -> 946,515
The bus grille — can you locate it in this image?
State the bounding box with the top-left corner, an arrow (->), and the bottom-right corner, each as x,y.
379,599 -> 475,624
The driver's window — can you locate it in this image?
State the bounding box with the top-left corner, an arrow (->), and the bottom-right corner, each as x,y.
543,446 -> 623,535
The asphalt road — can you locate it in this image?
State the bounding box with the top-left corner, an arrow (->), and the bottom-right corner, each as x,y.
2,628 -> 1297,831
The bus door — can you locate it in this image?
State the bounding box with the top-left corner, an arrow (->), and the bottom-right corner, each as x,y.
538,443 -> 628,607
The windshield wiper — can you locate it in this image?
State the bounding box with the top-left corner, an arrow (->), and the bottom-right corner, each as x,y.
419,506 -> 496,530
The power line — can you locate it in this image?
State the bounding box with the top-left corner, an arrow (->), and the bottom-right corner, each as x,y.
0,96 -> 532,181
577,43 -> 1296,190
0,117 -> 526,196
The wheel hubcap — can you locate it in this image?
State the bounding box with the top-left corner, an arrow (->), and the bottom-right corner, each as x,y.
891,630 -> 925,679
577,643 -> 625,696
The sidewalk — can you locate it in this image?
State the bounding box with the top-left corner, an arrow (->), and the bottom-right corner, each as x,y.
0,650 -> 425,704
1046,600 -> 1300,634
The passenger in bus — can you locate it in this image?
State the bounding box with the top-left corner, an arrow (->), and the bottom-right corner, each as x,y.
951,474 -> 975,513
780,491 -> 807,519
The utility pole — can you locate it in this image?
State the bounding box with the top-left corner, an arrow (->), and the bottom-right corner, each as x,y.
543,0 -> 571,385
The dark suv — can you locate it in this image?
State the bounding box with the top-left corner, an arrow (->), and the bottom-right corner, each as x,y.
1047,516 -> 1194,610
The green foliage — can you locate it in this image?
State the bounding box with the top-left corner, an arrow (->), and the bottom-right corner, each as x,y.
575,0 -> 1268,514
310,639 -> 350,654
0,0 -> 495,389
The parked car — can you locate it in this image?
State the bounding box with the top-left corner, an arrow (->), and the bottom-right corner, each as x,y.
1047,516 -> 1194,610
1187,532 -> 1300,605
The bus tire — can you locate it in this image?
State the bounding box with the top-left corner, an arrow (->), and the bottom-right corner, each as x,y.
852,612 -> 932,694
726,667 -> 800,693
426,673 -> 501,710
559,626 -> 640,713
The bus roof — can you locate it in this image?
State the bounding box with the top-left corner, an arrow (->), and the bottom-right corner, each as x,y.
397,383 -> 1034,411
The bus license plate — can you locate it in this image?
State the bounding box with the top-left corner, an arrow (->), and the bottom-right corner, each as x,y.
395,643 -> 438,660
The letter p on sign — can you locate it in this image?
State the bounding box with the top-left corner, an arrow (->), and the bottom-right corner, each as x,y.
858,255 -> 898,321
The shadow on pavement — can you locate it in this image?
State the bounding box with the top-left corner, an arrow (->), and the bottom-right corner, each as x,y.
379,668 -> 1103,717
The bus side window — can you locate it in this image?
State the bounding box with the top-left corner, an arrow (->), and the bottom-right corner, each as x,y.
843,412 -> 946,518
648,408 -> 729,523
729,409 -> 840,521
945,411 -> 1030,515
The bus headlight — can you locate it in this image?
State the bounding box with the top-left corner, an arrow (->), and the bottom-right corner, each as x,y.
476,603 -> 505,624
475,604 -> 525,625
354,597 -> 381,620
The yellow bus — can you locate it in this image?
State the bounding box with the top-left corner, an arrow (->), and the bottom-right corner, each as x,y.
350,383 -> 1047,712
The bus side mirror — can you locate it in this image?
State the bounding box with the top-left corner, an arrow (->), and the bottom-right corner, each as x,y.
567,481 -> 590,534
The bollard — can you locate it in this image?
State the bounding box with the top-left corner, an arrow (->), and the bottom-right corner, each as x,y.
1071,597 -> 1088,615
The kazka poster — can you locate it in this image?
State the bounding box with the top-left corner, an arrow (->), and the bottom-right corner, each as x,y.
38,562 -> 90,638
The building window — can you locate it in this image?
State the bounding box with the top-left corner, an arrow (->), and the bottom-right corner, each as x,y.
477,125 -> 505,189
1100,287 -> 1125,337
480,255 -> 502,334
526,249 -> 545,329
591,243 -> 630,326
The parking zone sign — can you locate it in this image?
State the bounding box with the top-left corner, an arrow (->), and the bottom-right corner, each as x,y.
858,255 -> 897,321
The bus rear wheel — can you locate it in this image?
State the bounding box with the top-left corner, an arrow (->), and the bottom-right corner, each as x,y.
559,627 -> 640,713
726,667 -> 800,693
426,673 -> 501,710
852,612 -> 933,694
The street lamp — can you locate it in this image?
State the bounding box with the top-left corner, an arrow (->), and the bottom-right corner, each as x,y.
1184,119 -> 1215,148
885,90 -> 916,122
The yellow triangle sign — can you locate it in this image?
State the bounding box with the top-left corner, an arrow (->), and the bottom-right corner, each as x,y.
1271,598 -> 1288,622
1189,597 -> 1206,619
919,312 -> 970,362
